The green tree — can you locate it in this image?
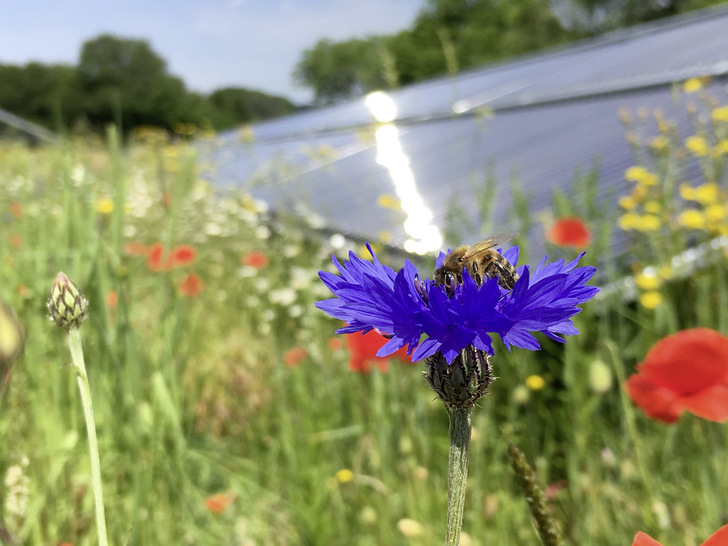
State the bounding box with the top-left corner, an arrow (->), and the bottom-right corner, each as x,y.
293,0 -> 576,100
408,0 -> 574,72
77,34 -> 202,132
205,87 -> 295,130
292,37 -> 393,104
0,62 -> 82,131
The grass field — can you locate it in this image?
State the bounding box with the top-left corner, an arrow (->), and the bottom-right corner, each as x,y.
2,86 -> 728,546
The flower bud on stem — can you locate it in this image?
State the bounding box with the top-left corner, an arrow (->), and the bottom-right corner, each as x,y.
425,347 -> 494,545
47,273 -> 109,546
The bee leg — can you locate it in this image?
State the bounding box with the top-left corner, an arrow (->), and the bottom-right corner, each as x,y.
470,262 -> 483,286
484,262 -> 515,290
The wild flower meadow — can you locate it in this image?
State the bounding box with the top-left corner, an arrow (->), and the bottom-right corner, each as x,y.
1,82 -> 728,545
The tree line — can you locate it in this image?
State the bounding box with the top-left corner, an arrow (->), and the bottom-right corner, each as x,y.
292,0 -> 723,104
0,34 -> 295,136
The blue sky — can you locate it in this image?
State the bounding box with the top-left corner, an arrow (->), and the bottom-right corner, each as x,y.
0,0 -> 423,104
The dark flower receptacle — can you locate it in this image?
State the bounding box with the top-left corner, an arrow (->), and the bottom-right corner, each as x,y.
425,347 -> 494,409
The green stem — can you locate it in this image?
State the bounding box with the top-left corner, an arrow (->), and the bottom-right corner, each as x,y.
606,340 -> 657,508
68,327 -> 109,546
446,407 -> 472,546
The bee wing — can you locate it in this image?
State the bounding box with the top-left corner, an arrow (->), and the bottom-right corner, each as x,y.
461,232 -> 518,259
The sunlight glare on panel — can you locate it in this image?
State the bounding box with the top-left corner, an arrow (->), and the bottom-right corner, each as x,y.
365,91 -> 442,255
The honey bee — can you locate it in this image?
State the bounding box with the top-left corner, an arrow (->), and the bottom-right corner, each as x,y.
433,232 -> 519,291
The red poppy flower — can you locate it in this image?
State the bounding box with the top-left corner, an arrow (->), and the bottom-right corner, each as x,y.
242,250 -> 269,270
167,245 -> 196,269
328,337 -> 344,351
546,217 -> 591,249
178,273 -> 204,297
10,234 -> 22,248
284,346 -> 308,367
626,328 -> 728,423
346,330 -> 412,373
633,523 -> 728,546
204,493 -> 231,514
147,243 -> 165,272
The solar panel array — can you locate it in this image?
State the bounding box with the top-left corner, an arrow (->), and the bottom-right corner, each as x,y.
208,4 -> 728,260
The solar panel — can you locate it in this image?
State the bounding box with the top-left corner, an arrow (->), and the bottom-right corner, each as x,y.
206,4 -> 728,262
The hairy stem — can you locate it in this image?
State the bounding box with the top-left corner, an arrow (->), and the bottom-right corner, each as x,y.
446,407 -> 472,545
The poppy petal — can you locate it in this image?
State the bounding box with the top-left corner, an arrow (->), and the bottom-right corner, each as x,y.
703,523 -> 728,546
625,373 -> 682,424
680,383 -> 728,422
632,532 -> 663,546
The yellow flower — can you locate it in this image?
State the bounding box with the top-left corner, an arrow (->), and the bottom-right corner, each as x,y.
336,469 -> 354,483
525,375 -> 546,391
683,77 -> 707,93
649,135 -> 669,151
624,166 -> 658,186
378,230 -> 392,243
712,105 -> 728,122
377,193 -> 401,210
712,140 -> 728,156
680,183 -> 697,201
705,203 -> 726,222
658,265 -> 673,280
96,198 -> 114,215
685,135 -> 709,157
639,291 -> 662,309
644,201 -> 661,214
634,214 -> 660,231
631,184 -> 648,201
694,183 -> 720,205
618,195 -> 637,210
677,209 -> 706,229
635,270 -> 661,290
162,145 -> 179,158
619,195 -> 637,210
618,213 -> 637,231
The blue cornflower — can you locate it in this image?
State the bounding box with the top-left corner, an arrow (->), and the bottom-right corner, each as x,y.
316,243 -> 599,364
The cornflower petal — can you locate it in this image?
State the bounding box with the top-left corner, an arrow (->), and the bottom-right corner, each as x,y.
499,252 -> 599,350
317,243 -> 598,364
316,244 -> 424,355
501,245 -> 520,267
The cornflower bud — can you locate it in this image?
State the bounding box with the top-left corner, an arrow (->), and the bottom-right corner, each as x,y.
47,272 -> 88,330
